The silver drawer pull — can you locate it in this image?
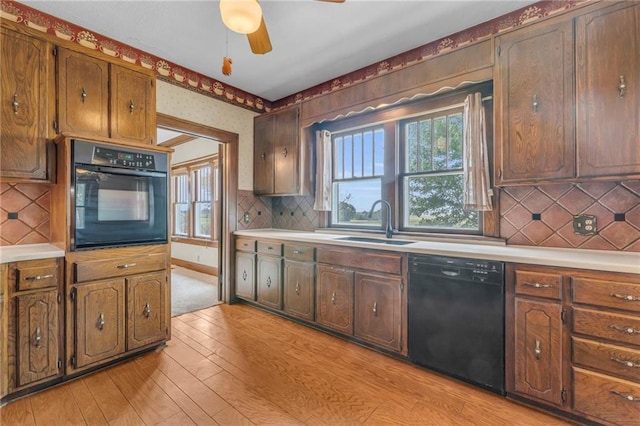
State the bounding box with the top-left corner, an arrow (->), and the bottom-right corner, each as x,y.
610,293 -> 640,302
24,274 -> 54,281
611,357 -> 640,368
34,326 -> 42,348
293,249 -> 303,254
295,282 -> 300,295
143,303 -> 151,318
97,313 -> 105,330
610,325 -> 640,335
534,339 -> 542,360
116,263 -> 136,269
331,292 -> 336,304
524,282 -> 552,289
611,390 -> 640,402
372,302 -> 377,316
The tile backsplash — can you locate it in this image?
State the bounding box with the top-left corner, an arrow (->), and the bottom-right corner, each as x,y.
0,183 -> 51,246
500,181 -> 640,252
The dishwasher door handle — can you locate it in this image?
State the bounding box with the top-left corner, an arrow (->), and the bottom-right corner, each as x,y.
441,267 -> 461,277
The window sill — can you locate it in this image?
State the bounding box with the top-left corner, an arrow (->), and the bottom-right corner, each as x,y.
171,237 -> 219,247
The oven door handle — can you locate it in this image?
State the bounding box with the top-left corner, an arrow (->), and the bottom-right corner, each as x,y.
76,164 -> 166,179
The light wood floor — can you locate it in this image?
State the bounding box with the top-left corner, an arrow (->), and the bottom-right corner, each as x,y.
0,303 -> 575,425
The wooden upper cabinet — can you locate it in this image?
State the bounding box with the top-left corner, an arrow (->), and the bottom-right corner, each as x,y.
57,48 -> 109,138
110,65 -> 156,145
576,1 -> 640,178
494,17 -> 575,184
0,27 -> 51,181
253,106 -> 303,195
254,113 -> 274,194
273,107 -> 299,194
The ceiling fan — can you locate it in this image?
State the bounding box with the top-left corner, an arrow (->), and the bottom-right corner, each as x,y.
220,0 -> 345,55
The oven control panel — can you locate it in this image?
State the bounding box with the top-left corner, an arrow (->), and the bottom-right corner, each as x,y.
92,146 -> 156,169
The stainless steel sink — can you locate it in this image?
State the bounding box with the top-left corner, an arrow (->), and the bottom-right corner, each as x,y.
337,236 -> 415,245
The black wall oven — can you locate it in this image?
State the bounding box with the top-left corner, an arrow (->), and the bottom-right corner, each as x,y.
71,139 -> 168,251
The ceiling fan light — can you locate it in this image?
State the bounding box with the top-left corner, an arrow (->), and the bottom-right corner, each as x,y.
220,0 -> 262,34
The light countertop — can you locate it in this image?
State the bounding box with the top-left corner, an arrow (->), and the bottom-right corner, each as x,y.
235,229 -> 640,274
0,243 -> 65,263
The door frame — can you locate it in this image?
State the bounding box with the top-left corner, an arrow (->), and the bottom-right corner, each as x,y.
157,113 -> 238,303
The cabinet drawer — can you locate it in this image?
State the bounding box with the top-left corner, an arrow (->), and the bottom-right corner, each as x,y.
573,337 -> 640,382
573,276 -> 640,313
573,307 -> 640,347
16,260 -> 58,291
236,238 -> 256,252
317,247 -> 402,275
573,367 -> 640,426
257,241 -> 283,256
515,270 -> 562,300
74,253 -> 167,283
284,244 -> 315,262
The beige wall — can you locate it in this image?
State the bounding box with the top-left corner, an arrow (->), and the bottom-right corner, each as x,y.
156,80 -> 257,190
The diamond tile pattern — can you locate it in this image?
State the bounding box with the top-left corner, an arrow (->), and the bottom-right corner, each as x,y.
0,183 -> 51,245
500,181 -> 640,252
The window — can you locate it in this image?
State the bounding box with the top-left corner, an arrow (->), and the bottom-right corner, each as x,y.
331,126 -> 384,227
171,155 -> 219,242
401,107 -> 479,231
323,85 -> 493,236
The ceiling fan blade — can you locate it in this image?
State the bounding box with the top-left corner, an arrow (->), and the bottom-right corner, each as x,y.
247,16 -> 272,54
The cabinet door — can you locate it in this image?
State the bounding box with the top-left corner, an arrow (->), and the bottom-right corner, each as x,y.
0,28 -> 50,180
74,279 -> 125,368
354,272 -> 402,352
110,65 -> 156,145
316,264 -> 354,335
273,107 -> 299,194
57,48 -> 109,138
257,255 -> 281,309
494,17 -> 575,184
15,290 -> 60,387
514,297 -> 564,406
576,2 -> 640,178
254,114 -> 274,194
284,260 -> 314,321
235,251 -> 255,300
127,272 -> 166,350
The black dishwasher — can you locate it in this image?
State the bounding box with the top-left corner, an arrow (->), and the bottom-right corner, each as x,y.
408,254 -> 505,395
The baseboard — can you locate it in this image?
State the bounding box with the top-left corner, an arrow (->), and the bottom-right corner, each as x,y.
171,258 -> 218,276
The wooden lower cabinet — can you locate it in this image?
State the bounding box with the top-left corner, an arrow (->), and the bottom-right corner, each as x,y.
15,290 -> 60,388
513,297 -> 564,406
235,251 -> 255,301
316,265 -> 354,335
73,279 -> 126,369
283,260 -> 314,321
354,272 -> 402,352
4,258 -> 63,396
257,255 -> 282,310
127,272 -> 167,350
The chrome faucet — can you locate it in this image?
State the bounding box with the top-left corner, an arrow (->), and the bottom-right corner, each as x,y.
368,199 -> 394,238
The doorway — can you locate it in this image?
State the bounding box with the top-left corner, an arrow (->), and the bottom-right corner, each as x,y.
157,113 -> 238,316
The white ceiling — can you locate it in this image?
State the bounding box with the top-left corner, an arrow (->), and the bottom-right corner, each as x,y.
23,0 -> 536,102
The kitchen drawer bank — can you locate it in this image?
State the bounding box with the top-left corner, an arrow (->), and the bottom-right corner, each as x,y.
234,236 -> 408,356
0,244 -> 169,404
